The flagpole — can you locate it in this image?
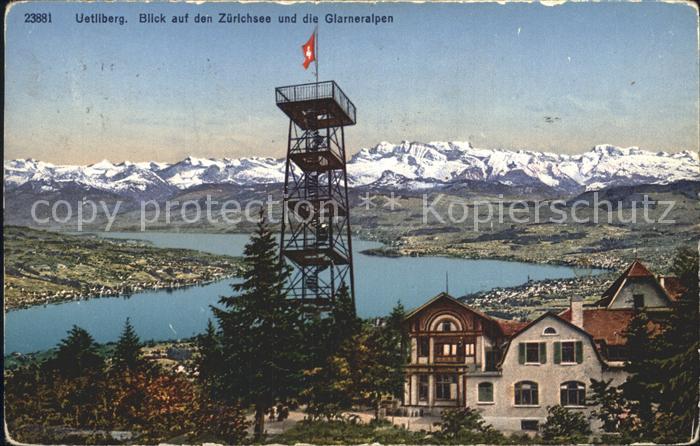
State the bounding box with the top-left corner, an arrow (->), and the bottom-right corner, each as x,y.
315,25 -> 319,84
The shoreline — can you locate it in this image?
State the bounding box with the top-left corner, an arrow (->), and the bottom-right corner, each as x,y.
4,272 -> 240,312
359,246 -> 623,271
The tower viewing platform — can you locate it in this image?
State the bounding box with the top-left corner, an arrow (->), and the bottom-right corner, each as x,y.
276,81 -> 356,129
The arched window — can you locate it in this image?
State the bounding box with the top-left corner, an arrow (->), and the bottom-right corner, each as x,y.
514,381 -> 538,406
543,327 -> 557,335
560,381 -> 586,406
441,320 -> 454,332
477,382 -> 494,403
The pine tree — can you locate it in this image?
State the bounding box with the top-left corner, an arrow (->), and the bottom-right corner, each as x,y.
211,211 -> 307,439
383,301 -> 409,399
621,311 -> 660,438
45,325 -> 105,378
112,318 -> 144,371
329,283 -> 360,350
651,247 -> 699,441
354,301 -> 408,419
195,319 -> 224,398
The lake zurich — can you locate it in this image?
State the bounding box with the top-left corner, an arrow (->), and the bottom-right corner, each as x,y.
5,232 -> 596,354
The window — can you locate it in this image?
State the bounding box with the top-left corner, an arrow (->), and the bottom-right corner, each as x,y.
437,342 -> 458,356
561,341 -> 576,363
633,294 -> 645,309
441,321 -> 454,332
554,341 -> 583,364
514,381 -> 539,405
543,327 -> 557,335
435,374 -> 456,400
485,349 -> 499,371
560,381 -> 586,406
521,420 -> 539,431
418,375 -> 429,401
465,343 -> 475,356
519,342 -> 546,364
418,337 -> 429,357
526,343 -> 540,363
478,382 -> 494,403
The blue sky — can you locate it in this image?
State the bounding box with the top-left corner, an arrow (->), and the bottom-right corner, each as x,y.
5,1 -> 698,164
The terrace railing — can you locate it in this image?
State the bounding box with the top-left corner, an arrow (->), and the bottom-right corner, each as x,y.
276,81 -> 356,125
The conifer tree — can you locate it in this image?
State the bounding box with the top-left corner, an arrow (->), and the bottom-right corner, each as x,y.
112,318 -> 144,371
621,311 -> 660,438
383,301 -> 409,398
195,319 -> 224,398
211,211 -> 307,439
354,301 -> 408,419
46,325 -> 105,378
651,247 -> 699,441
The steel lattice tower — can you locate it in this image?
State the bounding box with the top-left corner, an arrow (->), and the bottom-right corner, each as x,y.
275,81 -> 356,310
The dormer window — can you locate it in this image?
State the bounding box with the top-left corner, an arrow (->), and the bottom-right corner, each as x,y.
543,327 -> 557,336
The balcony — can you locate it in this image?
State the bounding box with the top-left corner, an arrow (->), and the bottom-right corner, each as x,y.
276,81 -> 356,129
434,355 -> 465,364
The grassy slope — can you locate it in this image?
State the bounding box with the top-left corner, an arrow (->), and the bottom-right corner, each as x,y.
3,226 -> 242,310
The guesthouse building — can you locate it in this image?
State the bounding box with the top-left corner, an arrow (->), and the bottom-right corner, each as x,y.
401,260 -> 682,433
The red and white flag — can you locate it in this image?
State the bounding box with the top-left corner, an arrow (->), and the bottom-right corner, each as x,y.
302,31 -> 316,69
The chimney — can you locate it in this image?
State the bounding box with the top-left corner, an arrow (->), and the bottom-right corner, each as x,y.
570,295 -> 583,329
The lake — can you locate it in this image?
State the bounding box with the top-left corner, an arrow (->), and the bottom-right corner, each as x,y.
5,232 -> 599,354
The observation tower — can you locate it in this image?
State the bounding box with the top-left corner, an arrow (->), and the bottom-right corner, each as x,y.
275,81 -> 357,310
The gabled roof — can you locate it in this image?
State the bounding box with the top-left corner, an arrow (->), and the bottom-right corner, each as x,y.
497,311 -> 607,366
404,292 -> 494,322
503,311 -> 594,341
601,261 -> 651,299
404,292 -> 512,336
595,260 -> 672,307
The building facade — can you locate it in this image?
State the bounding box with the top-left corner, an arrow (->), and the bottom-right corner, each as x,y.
401,260 -> 682,433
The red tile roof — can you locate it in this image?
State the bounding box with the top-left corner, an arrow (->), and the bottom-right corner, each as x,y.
495,319 -> 529,337
626,261 -> 654,278
559,308 -> 636,346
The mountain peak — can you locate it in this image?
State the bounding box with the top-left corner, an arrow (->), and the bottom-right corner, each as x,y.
4,142 -> 699,196
89,159 -> 115,169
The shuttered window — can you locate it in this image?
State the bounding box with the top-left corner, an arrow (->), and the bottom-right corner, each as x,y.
575,341 -> 583,363
519,342 -> 546,364
554,341 -> 584,364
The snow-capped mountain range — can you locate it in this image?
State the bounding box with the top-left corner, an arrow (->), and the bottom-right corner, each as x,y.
4,142 -> 699,199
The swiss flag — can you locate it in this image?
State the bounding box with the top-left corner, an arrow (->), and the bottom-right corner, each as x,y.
302,32 -> 316,69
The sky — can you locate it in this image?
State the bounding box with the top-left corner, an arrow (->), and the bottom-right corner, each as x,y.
4,1 -> 699,164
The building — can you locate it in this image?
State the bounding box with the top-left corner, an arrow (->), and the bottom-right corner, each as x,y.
402,260 -> 682,433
